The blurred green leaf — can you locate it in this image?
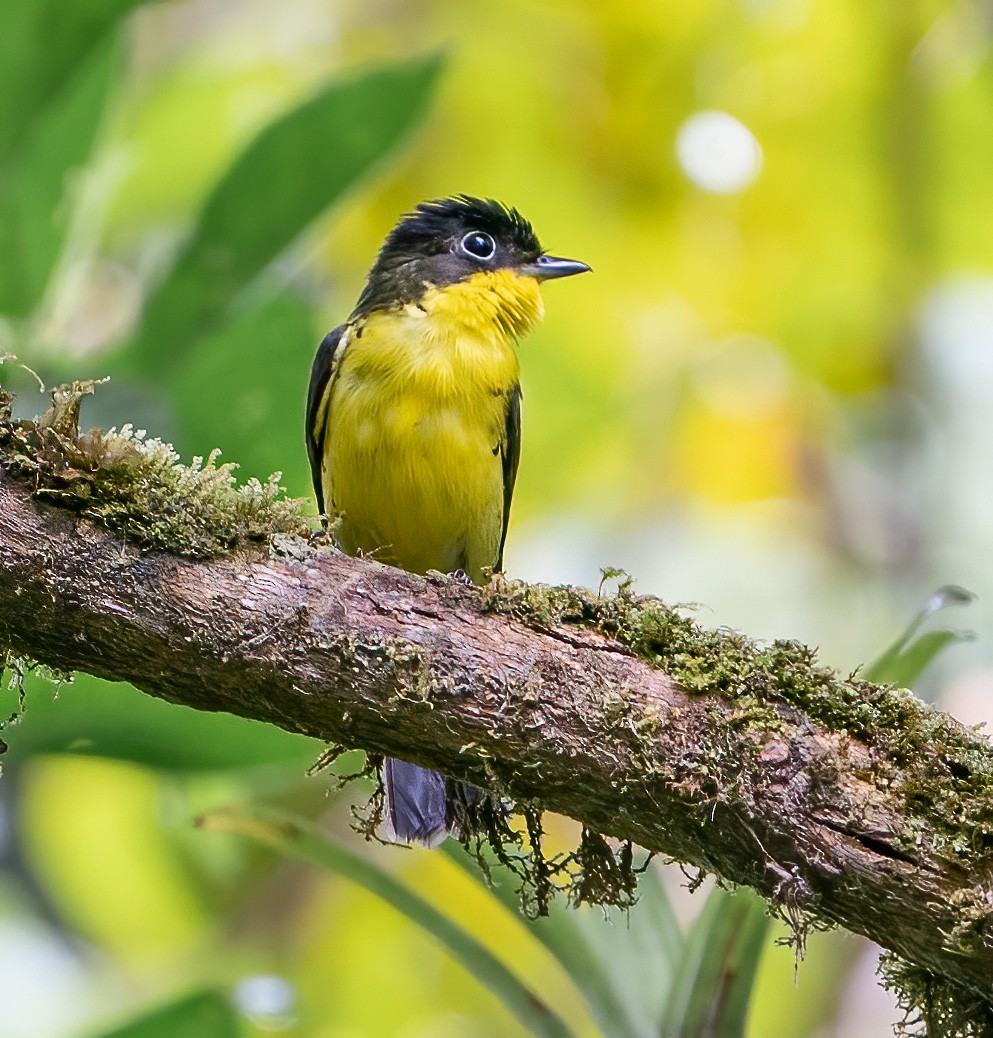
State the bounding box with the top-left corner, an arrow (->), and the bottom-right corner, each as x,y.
168,291 -> 318,499
0,32 -> 120,315
128,55 -> 442,377
525,870 -> 684,1038
0,0 -> 150,165
207,806 -> 574,1038
661,887 -> 769,1038
444,842 -> 684,1038
87,990 -> 240,1038
867,629 -> 966,690
589,868 -> 685,1033
3,672 -> 317,773
865,585 -> 975,687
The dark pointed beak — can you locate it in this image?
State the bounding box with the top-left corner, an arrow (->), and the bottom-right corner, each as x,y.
522,254 -> 592,281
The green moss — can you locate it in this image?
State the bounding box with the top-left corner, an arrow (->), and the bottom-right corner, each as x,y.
480,575 -> 993,876
0,378 -> 310,557
481,575 -> 849,734
881,955 -> 993,1037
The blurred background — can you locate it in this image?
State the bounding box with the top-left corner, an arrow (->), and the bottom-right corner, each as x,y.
1,0 -> 991,1034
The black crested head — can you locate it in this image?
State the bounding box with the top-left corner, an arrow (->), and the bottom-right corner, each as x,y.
385,196 -> 542,261
352,195 -> 545,317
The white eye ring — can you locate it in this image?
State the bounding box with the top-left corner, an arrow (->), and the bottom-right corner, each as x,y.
460,231 -> 496,261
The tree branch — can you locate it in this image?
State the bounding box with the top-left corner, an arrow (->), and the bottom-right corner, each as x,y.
2,391 -> 993,1025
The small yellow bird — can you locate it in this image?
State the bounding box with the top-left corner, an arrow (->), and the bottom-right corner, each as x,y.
306,195 -> 589,845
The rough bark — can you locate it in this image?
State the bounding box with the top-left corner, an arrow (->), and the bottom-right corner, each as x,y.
1,467 -> 992,1012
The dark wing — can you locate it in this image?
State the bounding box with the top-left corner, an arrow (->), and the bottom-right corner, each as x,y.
495,383 -> 522,572
306,324 -> 346,517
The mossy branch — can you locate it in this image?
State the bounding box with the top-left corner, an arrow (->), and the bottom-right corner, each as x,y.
2,380 -> 993,1034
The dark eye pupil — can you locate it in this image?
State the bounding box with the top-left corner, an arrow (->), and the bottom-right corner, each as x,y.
463,232 -> 494,258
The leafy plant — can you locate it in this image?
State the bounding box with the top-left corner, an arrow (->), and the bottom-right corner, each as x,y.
201,807 -> 573,1038
87,991 -> 240,1038
209,805 -> 772,1038
0,1 -> 144,317
865,585 -> 974,688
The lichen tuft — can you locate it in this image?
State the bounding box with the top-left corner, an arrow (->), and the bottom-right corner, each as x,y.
0,378 -> 311,557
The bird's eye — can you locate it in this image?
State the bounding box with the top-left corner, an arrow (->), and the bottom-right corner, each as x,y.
460,231 -> 496,261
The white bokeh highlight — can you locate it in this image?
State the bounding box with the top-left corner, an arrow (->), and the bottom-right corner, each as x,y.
234,974 -> 297,1032
676,110 -> 763,193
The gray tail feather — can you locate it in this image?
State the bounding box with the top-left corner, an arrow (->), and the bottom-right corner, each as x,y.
382,758 -> 450,847
381,758 -> 485,848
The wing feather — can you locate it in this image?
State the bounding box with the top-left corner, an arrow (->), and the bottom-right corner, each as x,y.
306,324 -> 346,517
495,384 -> 522,572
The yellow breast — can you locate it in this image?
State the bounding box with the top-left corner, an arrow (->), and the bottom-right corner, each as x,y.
322,270 -> 541,582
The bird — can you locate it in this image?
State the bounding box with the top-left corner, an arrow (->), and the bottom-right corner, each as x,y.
306,195 -> 589,846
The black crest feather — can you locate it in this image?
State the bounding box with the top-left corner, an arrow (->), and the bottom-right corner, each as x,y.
384,196 -> 542,259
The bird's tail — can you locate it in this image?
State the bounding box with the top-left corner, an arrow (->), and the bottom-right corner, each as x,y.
381,758 -> 484,847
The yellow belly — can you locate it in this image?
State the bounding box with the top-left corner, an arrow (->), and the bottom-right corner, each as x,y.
322,300 -> 522,583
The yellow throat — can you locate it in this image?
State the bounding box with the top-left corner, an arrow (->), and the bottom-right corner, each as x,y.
418,268 -> 545,340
